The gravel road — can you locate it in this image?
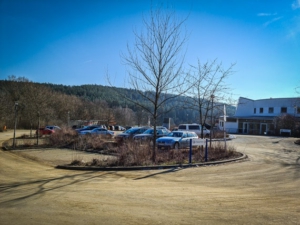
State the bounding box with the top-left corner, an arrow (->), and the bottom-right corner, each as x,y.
0,130 -> 299,225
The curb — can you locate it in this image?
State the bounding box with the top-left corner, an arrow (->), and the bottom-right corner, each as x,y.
56,153 -> 247,171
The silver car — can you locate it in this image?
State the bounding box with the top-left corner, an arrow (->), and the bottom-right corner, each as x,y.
156,131 -> 198,149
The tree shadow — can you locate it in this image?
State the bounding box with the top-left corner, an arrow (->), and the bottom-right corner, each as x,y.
279,157 -> 300,180
133,167 -> 183,180
0,171 -> 116,207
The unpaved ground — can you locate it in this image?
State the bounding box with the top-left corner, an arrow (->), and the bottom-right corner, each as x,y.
0,130 -> 300,225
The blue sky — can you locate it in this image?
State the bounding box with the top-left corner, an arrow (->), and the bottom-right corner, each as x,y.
0,0 -> 299,100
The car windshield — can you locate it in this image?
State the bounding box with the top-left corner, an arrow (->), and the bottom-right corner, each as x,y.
167,132 -> 183,137
124,128 -> 140,134
143,129 -> 154,134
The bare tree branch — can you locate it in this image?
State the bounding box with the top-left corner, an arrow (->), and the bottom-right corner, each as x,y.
118,5 -> 189,162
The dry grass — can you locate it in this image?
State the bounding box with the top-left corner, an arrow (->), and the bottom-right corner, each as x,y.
69,140 -> 240,167
49,128 -> 114,151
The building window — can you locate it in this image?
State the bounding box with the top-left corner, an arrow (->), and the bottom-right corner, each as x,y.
260,108 -> 263,113
268,107 -> 274,113
281,107 -> 287,113
297,107 -> 300,114
254,108 -> 256,114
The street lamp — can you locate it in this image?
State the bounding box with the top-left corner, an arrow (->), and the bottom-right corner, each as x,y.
13,102 -> 18,148
210,95 -> 215,150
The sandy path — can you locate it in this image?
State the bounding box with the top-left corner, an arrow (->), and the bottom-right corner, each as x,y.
0,130 -> 299,224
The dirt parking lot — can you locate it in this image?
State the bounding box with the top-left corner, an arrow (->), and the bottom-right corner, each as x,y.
0,130 -> 300,224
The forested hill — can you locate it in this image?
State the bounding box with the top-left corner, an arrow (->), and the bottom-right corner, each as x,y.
43,83 -> 139,108
0,80 -> 236,128
43,83 -> 236,116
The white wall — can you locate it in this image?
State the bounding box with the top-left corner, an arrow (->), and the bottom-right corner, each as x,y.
235,97 -> 300,117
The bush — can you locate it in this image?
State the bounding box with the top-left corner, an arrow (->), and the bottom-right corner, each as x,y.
114,141 -> 152,166
213,130 -> 229,139
49,127 -> 78,147
49,128 -> 112,151
76,140 -> 239,167
208,141 -> 238,161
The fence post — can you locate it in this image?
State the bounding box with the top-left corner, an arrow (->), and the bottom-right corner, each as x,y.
205,139 -> 208,162
189,139 -> 192,164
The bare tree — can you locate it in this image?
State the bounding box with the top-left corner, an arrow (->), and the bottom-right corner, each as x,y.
0,88 -> 10,130
185,59 -> 235,138
21,82 -> 53,136
0,76 -> 32,128
119,5 -> 189,161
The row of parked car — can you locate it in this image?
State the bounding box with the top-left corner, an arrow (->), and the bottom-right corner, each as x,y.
115,126 -> 200,149
115,126 -> 168,142
36,124 -> 206,150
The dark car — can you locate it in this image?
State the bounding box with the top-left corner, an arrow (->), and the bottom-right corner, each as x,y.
115,126 -> 151,142
133,128 -> 170,144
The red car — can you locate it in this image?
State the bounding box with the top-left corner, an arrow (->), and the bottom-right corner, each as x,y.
36,126 -> 61,136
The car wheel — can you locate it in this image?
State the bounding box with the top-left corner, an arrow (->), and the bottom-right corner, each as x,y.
174,142 -> 179,150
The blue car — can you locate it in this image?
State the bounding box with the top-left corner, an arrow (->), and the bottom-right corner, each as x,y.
76,125 -> 102,132
133,128 -> 170,144
79,128 -> 114,138
156,131 -> 198,150
115,126 -> 151,142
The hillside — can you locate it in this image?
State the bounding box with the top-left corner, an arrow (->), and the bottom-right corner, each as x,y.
43,83 -> 236,118
0,80 -> 236,128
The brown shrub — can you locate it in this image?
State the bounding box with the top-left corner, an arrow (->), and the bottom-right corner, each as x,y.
49,127 -> 78,147
49,128 -> 111,151
208,141 -> 239,161
213,131 -> 229,139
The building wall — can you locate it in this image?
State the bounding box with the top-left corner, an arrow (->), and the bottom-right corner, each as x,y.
219,120 -> 238,133
220,97 -> 300,135
235,97 -> 300,117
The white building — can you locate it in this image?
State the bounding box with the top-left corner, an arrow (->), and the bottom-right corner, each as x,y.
219,97 -> 300,134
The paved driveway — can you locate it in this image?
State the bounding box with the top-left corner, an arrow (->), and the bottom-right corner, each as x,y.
0,131 -> 300,224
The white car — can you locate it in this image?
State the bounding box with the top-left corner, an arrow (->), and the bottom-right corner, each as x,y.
178,124 -> 210,137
